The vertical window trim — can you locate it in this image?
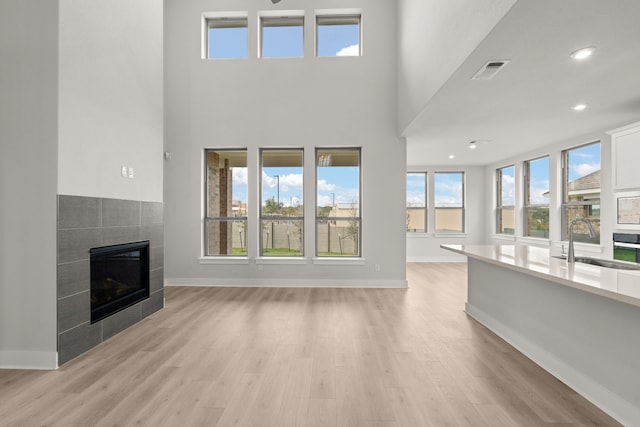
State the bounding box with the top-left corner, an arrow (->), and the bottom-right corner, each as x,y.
315,147 -> 362,257
406,172 -> 427,233
434,171 -> 465,234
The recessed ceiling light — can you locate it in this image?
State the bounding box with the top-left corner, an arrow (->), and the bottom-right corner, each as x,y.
448,154 -> 455,159
573,103 -> 587,111
570,47 -> 595,60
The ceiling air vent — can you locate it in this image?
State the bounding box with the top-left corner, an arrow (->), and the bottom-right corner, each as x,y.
472,60 -> 510,80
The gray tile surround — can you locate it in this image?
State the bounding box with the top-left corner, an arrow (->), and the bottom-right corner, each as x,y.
57,260 -> 89,299
102,304 -> 143,341
57,195 -> 164,365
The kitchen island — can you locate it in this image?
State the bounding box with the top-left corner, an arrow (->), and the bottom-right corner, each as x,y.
441,244 -> 640,426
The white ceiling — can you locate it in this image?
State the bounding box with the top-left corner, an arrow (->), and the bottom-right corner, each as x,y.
403,0 -> 640,166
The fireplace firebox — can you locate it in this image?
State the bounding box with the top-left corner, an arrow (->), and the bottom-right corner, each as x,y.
90,241 -> 150,323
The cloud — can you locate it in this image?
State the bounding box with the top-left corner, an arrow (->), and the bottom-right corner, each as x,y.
317,194 -> 332,206
501,174 -> 515,205
317,179 -> 337,192
279,173 -> 303,192
263,172 -> 303,191
435,179 -> 463,205
528,179 -> 550,205
336,44 -> 359,56
570,162 -> 600,178
232,167 -> 248,186
406,190 -> 425,206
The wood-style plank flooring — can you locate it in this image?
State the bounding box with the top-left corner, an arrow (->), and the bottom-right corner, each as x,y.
0,263 -> 620,426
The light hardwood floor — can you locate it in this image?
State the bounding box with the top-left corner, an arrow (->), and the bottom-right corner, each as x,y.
0,263 -> 620,426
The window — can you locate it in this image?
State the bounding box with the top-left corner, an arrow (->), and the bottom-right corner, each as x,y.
205,150 -> 248,256
562,142 -> 601,243
316,148 -> 361,256
406,173 -> 426,232
260,15 -> 304,58
524,156 -> 550,238
204,16 -> 248,59
434,172 -> 464,233
316,14 -> 361,57
260,149 -> 304,256
496,165 -> 515,235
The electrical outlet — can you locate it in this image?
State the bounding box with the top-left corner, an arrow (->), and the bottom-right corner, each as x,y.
128,167 -> 134,179
375,263 -> 381,272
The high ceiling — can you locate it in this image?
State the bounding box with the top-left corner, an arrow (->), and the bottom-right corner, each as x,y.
403,0 -> 640,166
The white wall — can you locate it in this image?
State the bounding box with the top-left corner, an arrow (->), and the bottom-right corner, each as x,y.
406,166 -> 486,262
164,0 -> 406,287
397,0 -> 516,133
58,0 -> 164,202
0,0 -> 163,369
0,0 -> 59,368
484,129 -> 614,257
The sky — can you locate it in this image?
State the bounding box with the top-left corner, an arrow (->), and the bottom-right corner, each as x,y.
208,20 -> 359,59
406,172 -> 464,208
527,157 -> 549,205
230,165 -> 360,208
567,142 -> 601,182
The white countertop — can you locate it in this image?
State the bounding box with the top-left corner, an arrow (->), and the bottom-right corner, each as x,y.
441,244 -> 640,308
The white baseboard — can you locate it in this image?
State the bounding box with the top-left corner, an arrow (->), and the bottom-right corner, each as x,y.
165,277 -> 408,289
406,256 -> 467,263
465,303 -> 638,426
0,350 -> 58,370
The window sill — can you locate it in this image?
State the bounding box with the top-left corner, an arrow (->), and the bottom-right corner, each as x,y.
492,234 -> 516,242
255,257 -> 308,265
407,232 -> 430,238
312,257 -> 366,265
517,236 -> 550,247
199,257 -> 250,265
433,233 -> 468,238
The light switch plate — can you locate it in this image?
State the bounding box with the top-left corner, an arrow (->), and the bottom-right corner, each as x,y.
121,166 -> 128,177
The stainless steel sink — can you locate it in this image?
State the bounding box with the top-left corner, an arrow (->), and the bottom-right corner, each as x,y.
575,257 -> 640,271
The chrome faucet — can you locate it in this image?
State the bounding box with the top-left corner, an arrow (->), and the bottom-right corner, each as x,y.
567,217 -> 596,263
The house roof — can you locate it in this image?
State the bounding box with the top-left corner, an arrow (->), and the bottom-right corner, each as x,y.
542,169 -> 600,196
567,170 -> 600,192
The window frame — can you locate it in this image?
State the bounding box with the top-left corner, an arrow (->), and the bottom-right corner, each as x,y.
315,147 -> 362,257
204,149 -> 248,257
406,172 -> 427,233
259,148 -> 305,257
523,155 -> 550,239
259,13 -> 305,58
561,141 -> 601,243
434,171 -> 465,234
315,13 -> 362,57
495,165 -> 515,236
202,13 -> 249,60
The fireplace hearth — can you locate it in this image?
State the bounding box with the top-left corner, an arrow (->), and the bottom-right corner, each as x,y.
90,240 -> 150,323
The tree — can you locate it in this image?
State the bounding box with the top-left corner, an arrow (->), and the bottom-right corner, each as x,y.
263,197 -> 283,215
317,206 -> 332,218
